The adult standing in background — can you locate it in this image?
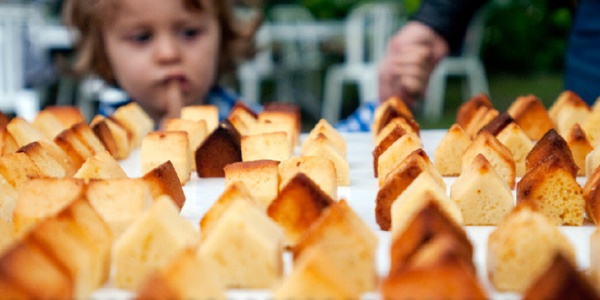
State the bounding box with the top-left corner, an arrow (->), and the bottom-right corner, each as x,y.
378,0 -> 600,106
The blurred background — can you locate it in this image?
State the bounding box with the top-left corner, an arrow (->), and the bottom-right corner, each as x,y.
0,0 -> 572,129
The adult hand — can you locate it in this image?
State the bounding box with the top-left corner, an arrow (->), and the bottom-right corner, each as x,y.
378,21 -> 449,107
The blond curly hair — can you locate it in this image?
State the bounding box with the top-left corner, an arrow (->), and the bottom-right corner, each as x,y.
62,0 -> 260,85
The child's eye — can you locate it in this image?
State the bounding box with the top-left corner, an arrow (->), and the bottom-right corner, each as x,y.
181,27 -> 201,40
128,32 -> 152,44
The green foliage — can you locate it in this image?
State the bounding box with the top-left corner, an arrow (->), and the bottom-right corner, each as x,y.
482,0 -> 571,73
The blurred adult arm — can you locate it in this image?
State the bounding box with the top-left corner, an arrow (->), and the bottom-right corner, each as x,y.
378,0 -> 489,106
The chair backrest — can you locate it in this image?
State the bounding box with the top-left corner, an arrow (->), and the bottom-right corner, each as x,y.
344,2 -> 403,65
0,5 -> 28,96
269,4 -> 322,70
460,5 -> 489,57
0,4 -> 41,110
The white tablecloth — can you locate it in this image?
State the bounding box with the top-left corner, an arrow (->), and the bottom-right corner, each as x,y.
95,130 -> 596,299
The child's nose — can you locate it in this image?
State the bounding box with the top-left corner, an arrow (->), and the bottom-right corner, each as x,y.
154,35 -> 181,63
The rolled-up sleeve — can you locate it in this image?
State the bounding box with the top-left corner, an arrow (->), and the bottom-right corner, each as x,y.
412,0 -> 488,53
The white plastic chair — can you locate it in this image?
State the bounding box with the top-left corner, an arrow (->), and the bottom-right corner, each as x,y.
321,2 -> 402,124
237,4 -> 325,118
237,25 -> 274,106
0,4 -> 42,121
423,6 -> 490,121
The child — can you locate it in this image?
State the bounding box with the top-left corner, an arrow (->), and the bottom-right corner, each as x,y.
62,0 -> 260,125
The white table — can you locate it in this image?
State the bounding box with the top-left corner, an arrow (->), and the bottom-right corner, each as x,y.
95,130 -> 596,299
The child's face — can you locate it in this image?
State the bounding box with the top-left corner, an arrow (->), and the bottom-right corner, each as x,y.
102,0 -> 219,122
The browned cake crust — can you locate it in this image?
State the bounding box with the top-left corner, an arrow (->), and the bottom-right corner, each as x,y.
91,119 -> 119,158
43,106 -> 85,128
381,250 -> 487,300
565,123 -> 593,176
0,238 -> 75,299
456,93 -> 493,129
195,120 -> 241,178
267,173 -> 334,247
507,95 -> 554,141
523,253 -> 600,300
142,160 -> 186,210
525,129 -> 578,177
389,200 -> 473,275
584,166 -> 600,224
373,97 -> 419,137
0,111 -> 10,129
372,124 -> 407,177
517,155 -> 585,225
0,127 -> 17,155
375,149 -> 432,230
264,102 -> 301,134
481,112 -> 514,136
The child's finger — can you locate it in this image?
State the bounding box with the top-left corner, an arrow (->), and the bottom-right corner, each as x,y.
160,80 -> 183,129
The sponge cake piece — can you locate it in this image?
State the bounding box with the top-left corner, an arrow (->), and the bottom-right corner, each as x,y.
462,130 -> 516,189
142,160 -> 186,210
13,178 -> 85,236
165,118 -> 208,171
86,178 -> 153,237
390,172 -> 463,236
450,154 -> 514,225
433,123 -> 472,176
526,129 -> 579,177
279,156 -> 338,201
33,106 -> 85,140
74,150 -> 128,180
389,200 -> 472,274
141,131 -> 191,185
195,120 -> 242,178
518,153 -> 585,226
18,141 -> 66,178
91,115 -> 131,160
136,249 -> 226,300
381,242 -> 487,300
111,102 -> 154,148
197,199 -> 284,289
456,93 -> 493,130
227,101 -> 258,136
293,200 -> 378,292
564,123 -> 593,176
487,204 -> 576,292
495,122 -> 534,177
523,253 -> 600,300
0,173 -> 18,224
549,90 -> 592,136
582,111 -> 600,147
224,160 -> 279,209
6,117 -> 47,147
181,104 -> 219,133
302,119 -> 346,157
199,182 -> 260,239
372,96 -> 416,138
0,152 -> 43,190
0,127 -> 18,155
0,238 -> 74,298
302,133 -> 350,186
29,210 -> 105,298
377,132 -> 422,187
241,131 -> 291,162
273,245 -> 359,299
376,148 -> 444,231
507,95 -> 554,141
113,196 -> 200,290
373,123 -> 407,177
267,173 -> 335,247
257,110 -> 300,148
